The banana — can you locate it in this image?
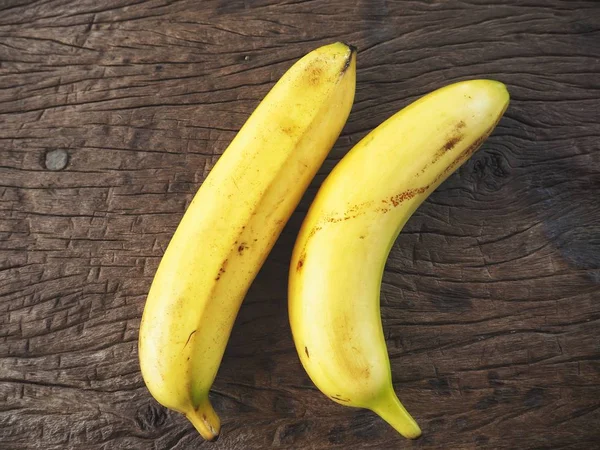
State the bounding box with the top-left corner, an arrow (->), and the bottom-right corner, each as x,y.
289,80 -> 509,439
139,42 -> 356,441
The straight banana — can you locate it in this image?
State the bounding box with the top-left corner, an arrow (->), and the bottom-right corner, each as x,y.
289,80 -> 510,439
139,42 -> 356,441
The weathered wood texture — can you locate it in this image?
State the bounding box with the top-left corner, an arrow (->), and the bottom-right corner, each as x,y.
1,0 -> 599,448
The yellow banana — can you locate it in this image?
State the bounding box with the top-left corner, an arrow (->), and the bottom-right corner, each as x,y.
139,42 -> 356,441
289,80 -> 509,439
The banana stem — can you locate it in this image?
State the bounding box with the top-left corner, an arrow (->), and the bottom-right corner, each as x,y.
185,398 -> 221,441
370,391 -> 422,439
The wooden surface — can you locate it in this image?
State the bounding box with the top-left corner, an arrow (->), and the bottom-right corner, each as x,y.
1,0 -> 599,448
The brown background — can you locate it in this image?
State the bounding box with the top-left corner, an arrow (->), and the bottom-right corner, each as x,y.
1,0 -> 599,449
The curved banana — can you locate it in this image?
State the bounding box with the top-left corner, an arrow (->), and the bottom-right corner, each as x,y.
289,80 -> 509,439
139,42 -> 356,441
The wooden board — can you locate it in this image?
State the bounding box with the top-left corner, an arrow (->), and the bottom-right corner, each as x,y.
1,0 -> 599,448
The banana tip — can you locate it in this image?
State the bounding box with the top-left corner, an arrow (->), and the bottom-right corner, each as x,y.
405,424 -> 423,440
185,400 -> 221,442
340,43 -> 357,74
370,390 -> 421,440
343,42 -> 358,54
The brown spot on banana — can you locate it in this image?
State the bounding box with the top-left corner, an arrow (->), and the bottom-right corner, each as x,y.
443,134 -> 464,152
324,200 -> 374,223
308,63 -> 324,86
296,253 -> 305,272
215,258 -> 228,281
308,225 -> 322,238
390,186 -> 430,207
419,121 -> 468,176
183,330 -> 197,349
432,121 -> 500,187
281,126 -> 297,136
296,224 -> 324,272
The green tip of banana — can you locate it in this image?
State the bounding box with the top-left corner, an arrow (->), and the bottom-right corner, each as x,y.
369,390 -> 422,439
185,399 -> 221,441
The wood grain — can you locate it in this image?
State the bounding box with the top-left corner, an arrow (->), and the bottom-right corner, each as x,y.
1,0 -> 599,448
